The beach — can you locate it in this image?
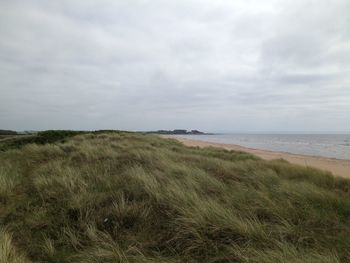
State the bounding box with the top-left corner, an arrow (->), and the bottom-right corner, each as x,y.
163,135 -> 350,178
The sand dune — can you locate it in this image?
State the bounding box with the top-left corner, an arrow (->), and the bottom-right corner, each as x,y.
163,135 -> 350,178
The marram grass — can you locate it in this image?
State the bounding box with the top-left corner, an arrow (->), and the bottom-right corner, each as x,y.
0,132 -> 350,262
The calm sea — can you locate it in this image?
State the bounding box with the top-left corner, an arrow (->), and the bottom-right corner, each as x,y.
176,134 -> 350,160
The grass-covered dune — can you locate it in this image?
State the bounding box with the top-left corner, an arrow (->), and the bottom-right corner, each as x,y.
1,132 -> 350,262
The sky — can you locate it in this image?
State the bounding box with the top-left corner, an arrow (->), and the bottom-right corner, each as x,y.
0,0 -> 349,132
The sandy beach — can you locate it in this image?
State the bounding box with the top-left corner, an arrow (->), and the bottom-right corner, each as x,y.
163,135 -> 350,178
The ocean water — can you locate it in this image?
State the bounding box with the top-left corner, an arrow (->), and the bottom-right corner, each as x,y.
176,134 -> 350,160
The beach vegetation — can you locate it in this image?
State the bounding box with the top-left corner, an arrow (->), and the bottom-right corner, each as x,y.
0,132 -> 349,262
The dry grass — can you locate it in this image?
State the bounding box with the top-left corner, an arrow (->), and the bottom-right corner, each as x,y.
0,227 -> 31,263
0,132 -> 350,262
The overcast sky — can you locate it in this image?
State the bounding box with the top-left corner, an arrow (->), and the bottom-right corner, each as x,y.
1,0 -> 349,132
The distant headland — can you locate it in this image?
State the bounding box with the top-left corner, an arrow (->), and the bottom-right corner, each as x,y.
147,129 -> 212,135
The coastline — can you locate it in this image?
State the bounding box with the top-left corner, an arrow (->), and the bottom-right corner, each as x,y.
162,135 -> 350,178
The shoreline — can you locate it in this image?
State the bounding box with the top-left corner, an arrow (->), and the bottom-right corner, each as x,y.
162,135 -> 350,178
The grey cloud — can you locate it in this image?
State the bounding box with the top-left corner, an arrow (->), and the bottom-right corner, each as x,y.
0,0 -> 349,132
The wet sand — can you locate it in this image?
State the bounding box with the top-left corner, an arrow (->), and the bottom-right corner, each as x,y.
162,135 -> 350,178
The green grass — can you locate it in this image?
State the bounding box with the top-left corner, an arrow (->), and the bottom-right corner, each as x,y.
0,130 -> 129,152
0,132 -> 350,262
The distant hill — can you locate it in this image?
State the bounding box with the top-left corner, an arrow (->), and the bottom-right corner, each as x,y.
0,129 -> 17,135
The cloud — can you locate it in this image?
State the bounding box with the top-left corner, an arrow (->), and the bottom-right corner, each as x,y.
0,0 -> 349,131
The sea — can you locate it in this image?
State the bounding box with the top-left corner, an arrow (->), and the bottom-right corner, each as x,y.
176,134 -> 350,160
